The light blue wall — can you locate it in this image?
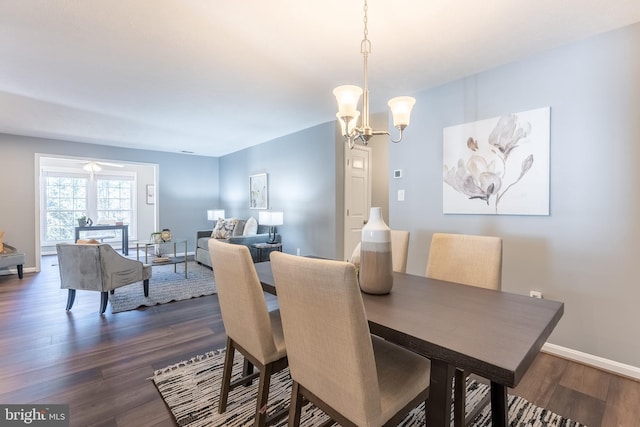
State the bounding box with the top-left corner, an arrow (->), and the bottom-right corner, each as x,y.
389,23 -> 640,367
0,134 -> 220,265
219,122 -> 342,259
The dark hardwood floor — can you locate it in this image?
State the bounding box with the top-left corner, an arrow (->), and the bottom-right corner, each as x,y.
1,256 -> 638,426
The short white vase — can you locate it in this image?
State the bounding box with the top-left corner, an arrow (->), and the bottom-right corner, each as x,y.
358,207 -> 393,294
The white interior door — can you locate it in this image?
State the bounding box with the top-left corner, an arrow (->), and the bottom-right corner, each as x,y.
344,144 -> 371,260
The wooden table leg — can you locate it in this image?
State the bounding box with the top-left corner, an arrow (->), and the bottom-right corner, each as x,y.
427,358 -> 455,427
490,381 -> 508,427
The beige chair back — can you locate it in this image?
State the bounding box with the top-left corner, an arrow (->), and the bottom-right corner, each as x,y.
270,252 -> 382,425
390,229 -> 410,273
208,239 -> 283,365
349,229 -> 410,274
425,233 -> 502,290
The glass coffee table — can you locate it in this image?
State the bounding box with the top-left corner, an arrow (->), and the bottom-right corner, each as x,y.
136,239 -> 188,278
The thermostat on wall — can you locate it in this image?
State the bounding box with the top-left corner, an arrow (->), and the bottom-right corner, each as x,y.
393,169 -> 403,179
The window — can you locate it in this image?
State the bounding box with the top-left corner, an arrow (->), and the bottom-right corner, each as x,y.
97,176 -> 133,225
43,174 -> 87,242
42,169 -> 136,244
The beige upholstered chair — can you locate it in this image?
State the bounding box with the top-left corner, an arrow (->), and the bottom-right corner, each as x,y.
350,229 -> 411,273
208,239 -> 288,427
270,251 -> 431,426
425,232 -> 503,426
56,243 -> 152,314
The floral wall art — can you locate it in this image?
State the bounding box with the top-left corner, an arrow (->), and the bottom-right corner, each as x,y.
443,107 -> 550,215
249,173 -> 268,209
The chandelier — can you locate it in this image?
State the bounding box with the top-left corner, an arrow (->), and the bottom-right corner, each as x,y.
333,0 -> 416,149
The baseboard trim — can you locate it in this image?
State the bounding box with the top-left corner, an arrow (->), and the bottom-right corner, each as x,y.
0,266 -> 37,276
542,343 -> 640,381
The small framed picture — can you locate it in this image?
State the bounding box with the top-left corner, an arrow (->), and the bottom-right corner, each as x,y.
249,173 -> 268,209
146,184 -> 155,205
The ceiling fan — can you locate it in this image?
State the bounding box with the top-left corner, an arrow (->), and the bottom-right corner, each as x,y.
81,160 -> 124,171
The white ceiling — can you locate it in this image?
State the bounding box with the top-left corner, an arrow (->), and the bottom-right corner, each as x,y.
2,1 -> 640,157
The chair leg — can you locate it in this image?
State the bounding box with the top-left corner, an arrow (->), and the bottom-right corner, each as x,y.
243,358 -> 255,386
65,289 -> 76,310
218,338 -> 236,414
143,279 -> 149,297
17,264 -> 23,279
255,364 -> 273,427
100,291 -> 108,314
454,368 -> 466,427
289,381 -> 303,427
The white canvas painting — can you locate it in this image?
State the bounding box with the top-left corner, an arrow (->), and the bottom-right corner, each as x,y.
443,107 -> 550,215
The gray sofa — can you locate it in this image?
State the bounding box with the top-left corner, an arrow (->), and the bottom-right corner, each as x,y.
195,224 -> 281,267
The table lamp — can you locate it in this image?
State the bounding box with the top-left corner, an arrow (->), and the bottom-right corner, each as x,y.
258,211 -> 283,244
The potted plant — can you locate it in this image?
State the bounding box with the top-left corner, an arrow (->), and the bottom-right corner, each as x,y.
77,215 -> 87,227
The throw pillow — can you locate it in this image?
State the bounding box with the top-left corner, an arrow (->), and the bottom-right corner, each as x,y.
243,216 -> 258,236
233,220 -> 246,236
211,218 -> 238,239
77,239 -> 100,244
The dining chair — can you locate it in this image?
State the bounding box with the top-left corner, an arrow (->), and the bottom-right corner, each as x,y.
208,239 -> 288,427
350,229 -> 410,273
425,232 -> 503,426
270,251 -> 431,426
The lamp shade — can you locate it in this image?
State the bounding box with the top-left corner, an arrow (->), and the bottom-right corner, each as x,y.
336,111 -> 360,136
333,85 -> 363,118
388,96 -> 416,128
258,211 -> 283,226
207,209 -> 225,221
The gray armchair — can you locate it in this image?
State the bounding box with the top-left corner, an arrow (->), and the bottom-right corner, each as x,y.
56,243 -> 152,314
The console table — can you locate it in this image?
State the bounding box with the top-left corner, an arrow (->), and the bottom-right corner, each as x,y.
75,224 -> 129,256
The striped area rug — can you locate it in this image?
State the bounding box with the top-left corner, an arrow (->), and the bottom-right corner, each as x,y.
152,349 -> 586,427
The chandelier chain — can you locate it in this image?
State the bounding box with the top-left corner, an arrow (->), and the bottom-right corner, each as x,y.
361,0 -> 371,55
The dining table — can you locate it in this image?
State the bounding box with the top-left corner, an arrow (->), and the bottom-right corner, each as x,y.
254,261 -> 564,427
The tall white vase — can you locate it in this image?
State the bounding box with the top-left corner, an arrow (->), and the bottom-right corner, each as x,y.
358,207 -> 393,294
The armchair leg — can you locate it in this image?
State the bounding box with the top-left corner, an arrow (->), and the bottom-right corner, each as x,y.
143,279 -> 149,297
100,291 -> 108,314
65,289 -> 76,310
17,264 -> 23,279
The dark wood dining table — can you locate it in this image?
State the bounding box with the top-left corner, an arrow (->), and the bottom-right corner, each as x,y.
254,261 -> 564,427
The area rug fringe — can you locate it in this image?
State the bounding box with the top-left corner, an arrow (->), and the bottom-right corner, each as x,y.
151,349 -> 225,378
151,348 -> 587,427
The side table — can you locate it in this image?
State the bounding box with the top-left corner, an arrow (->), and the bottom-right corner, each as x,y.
252,242 -> 283,263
